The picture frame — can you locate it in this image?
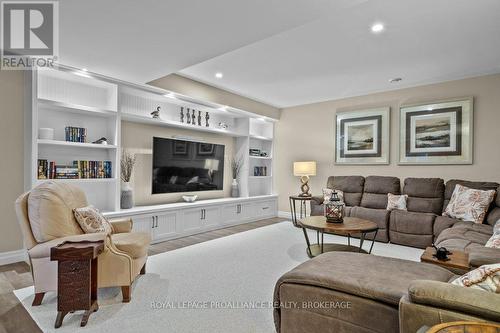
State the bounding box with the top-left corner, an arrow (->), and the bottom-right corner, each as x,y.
197,143 -> 215,156
399,97 -> 473,165
173,141 -> 188,155
335,107 -> 390,165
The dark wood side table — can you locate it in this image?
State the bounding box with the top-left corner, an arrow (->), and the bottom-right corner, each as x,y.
50,240 -> 104,328
420,247 -> 470,273
289,195 -> 315,227
424,321 -> 500,333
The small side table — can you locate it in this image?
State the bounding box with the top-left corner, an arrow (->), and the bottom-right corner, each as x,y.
50,240 -> 104,328
420,247 -> 470,273
289,195 -> 315,227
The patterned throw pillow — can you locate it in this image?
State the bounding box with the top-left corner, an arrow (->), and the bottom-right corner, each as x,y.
386,193 -> 408,211
451,263 -> 500,293
443,184 -> 496,224
73,206 -> 113,234
485,220 -> 500,248
322,188 -> 344,204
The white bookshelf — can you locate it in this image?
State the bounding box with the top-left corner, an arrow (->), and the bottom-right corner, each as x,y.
26,65 -> 276,212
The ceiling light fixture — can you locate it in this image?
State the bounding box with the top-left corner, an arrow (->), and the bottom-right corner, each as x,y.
215,72 -> 223,79
163,92 -> 176,99
371,23 -> 384,33
389,77 -> 402,83
82,68 -> 88,71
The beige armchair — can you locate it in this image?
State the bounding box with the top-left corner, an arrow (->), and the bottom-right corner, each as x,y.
15,181 -> 151,306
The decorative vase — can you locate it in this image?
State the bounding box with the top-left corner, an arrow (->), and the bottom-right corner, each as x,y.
121,182 -> 134,209
324,191 -> 345,223
231,179 -> 239,198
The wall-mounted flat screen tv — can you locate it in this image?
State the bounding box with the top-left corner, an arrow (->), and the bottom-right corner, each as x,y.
152,137 -> 225,194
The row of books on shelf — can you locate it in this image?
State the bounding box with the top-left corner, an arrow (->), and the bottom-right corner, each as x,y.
37,159 -> 112,179
65,126 -> 87,143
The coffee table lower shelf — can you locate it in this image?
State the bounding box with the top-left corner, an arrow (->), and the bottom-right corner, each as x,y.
306,244 -> 368,257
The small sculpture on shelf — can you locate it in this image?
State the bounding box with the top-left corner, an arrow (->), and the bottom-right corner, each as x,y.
205,112 -> 210,127
198,110 -> 202,126
186,108 -> 191,124
191,110 -> 196,125
151,106 -> 160,119
92,137 -> 108,145
180,107 -> 184,123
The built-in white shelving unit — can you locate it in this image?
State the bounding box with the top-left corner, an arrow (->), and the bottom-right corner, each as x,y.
26,65 -> 276,214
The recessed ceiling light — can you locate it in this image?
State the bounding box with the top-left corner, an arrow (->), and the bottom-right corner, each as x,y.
215,72 -> 223,79
389,77 -> 402,83
82,68 -> 88,71
163,92 -> 176,99
371,23 -> 384,33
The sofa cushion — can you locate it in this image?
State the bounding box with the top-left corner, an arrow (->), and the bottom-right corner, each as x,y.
443,184 -> 496,224
433,216 -> 460,238
389,211 -> 435,235
435,227 -> 491,252
486,207 -> 500,226
444,180 -> 499,225
326,176 -> 364,207
111,232 -> 151,258
27,181 -> 85,243
275,252 -> 455,307
452,221 -> 494,235
403,178 -> 444,215
360,176 -> 400,209
349,206 -> 390,242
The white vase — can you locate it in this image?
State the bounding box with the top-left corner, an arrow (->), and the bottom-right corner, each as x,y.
231,179 -> 239,197
121,182 -> 134,209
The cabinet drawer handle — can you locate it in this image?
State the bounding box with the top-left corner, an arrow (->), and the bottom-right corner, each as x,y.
152,216 -> 155,228
262,207 -> 269,210
155,216 -> 158,228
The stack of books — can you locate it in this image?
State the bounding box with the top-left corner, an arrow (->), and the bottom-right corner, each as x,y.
37,159 -> 112,179
65,126 -> 87,143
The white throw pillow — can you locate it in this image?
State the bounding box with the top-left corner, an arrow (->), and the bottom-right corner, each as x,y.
451,263 -> 500,293
322,188 -> 344,204
443,184 -> 496,224
386,193 -> 408,211
73,206 -> 113,234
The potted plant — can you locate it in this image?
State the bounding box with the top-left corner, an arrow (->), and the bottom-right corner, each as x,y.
231,157 -> 243,197
121,150 -> 136,209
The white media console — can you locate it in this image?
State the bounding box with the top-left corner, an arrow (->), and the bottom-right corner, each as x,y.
24,65 -> 278,243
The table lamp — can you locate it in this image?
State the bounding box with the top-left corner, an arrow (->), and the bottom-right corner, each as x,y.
293,161 -> 316,197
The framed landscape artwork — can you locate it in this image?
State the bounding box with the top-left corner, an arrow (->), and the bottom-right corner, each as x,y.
335,107 -> 390,164
399,98 -> 473,164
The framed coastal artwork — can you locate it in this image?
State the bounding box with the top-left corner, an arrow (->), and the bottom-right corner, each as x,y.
399,98 -> 473,165
335,107 -> 390,164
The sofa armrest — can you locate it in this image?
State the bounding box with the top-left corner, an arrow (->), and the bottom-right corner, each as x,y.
28,232 -> 107,259
408,280 -> 500,322
110,218 -> 133,234
468,246 -> 500,268
311,196 -> 324,205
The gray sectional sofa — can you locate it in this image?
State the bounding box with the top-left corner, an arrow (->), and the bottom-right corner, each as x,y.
310,176 -> 500,265
275,176 -> 500,333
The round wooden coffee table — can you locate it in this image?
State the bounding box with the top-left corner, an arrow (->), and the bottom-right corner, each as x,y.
298,216 -> 378,258
425,321 -> 500,333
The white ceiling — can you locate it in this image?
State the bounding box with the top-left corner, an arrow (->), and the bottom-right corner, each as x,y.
179,0 -> 500,107
58,0 -> 342,83
59,1 -> 500,108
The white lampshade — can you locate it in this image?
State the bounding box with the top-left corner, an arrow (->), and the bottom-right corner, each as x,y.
293,161 -> 316,176
204,159 -> 220,171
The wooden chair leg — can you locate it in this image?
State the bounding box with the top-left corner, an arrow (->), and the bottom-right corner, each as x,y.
121,285 -> 131,303
32,292 -> 45,306
140,263 -> 146,275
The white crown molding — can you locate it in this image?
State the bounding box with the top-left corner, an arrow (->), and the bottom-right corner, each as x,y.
0,249 -> 28,266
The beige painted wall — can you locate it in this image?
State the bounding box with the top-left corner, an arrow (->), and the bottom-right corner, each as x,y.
148,74 -> 281,120
121,121 -> 235,205
0,70 -> 25,252
275,74 -> 500,212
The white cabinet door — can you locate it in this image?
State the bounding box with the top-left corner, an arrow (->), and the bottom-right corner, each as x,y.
182,208 -> 204,233
239,202 -> 254,221
153,212 -> 178,241
253,200 -> 277,219
131,214 -> 154,234
201,206 -> 221,229
221,204 -> 240,225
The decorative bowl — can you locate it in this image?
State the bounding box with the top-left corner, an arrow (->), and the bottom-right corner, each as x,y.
182,195 -> 198,203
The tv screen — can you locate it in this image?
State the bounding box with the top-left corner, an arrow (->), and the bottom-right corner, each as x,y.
152,137 -> 225,194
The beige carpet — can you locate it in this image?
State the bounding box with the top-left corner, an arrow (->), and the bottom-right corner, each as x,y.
14,221 -> 422,332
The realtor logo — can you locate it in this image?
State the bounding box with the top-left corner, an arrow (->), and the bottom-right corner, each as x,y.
1,1 -> 58,69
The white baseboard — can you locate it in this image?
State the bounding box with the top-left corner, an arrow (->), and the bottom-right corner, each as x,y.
278,211 -> 292,219
0,249 -> 28,266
